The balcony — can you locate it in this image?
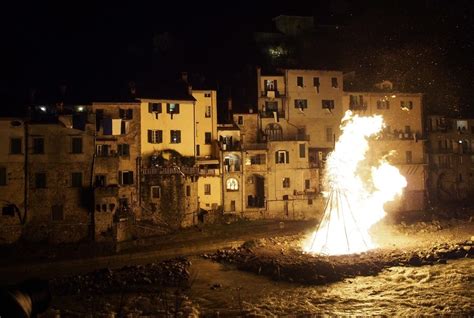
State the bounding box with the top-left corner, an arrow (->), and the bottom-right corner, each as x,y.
142,166 -> 217,176
260,90 -> 284,98
220,141 -> 241,151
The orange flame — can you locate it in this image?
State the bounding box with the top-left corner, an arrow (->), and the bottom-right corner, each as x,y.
304,111 -> 407,255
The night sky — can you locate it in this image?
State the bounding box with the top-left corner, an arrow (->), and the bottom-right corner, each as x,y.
1,0 -> 473,116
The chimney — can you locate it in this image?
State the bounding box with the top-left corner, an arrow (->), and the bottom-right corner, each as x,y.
188,85 -> 192,96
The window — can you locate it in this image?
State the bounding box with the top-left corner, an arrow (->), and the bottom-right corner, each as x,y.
71,137 -> 83,154
109,204 -> 115,212
2,205 -> 15,217
204,93 -> 211,97
297,76 -> 304,87
118,144 -> 130,156
35,173 -> 46,188
405,125 -> 411,134
149,103 -> 162,113
10,138 -> 22,154
401,101 -> 413,110
308,199 -> 313,205
120,121 -> 129,135
71,172 -> 82,187
250,154 -> 265,165
151,186 -> 161,199
226,178 -> 239,191
313,77 -> 320,92
196,145 -> 200,156
204,184 -> 211,195
265,101 -> 278,112
294,99 -> 308,109
148,130 -> 163,144
305,179 -> 311,190
51,205 -> 64,221
326,127 -> 333,143
406,151 -> 412,164
349,95 -> 365,109
282,177 -> 290,188
322,100 -> 335,110
167,103 -> 180,114
96,144 -> 110,156
331,77 -> 338,88
299,144 -> 306,158
237,116 -> 243,125
205,132 -> 212,145
119,109 -> 133,119
186,185 -> 191,196
120,171 -> 134,185
95,175 -> 106,187
205,106 -> 211,118
265,79 -> 276,91
170,130 -> 181,143
377,99 -> 390,109
0,167 -> 6,186
33,137 -> 44,154
275,150 -> 289,164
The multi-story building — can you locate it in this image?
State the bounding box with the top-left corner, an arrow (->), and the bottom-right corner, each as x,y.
257,68 -> 344,168
91,101 -> 141,241
342,84 -> 427,211
217,111 -> 319,219
426,115 -> 474,202
25,104 -> 95,243
0,117 -> 26,243
138,82 -> 220,227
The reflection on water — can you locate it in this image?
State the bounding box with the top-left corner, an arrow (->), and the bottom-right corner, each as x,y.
189,257 -> 474,316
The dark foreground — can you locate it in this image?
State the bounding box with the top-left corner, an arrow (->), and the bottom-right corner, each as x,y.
1,217 -> 473,316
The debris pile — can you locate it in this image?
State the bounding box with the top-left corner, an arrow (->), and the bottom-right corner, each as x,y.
50,257 -> 191,295
204,238 -> 473,285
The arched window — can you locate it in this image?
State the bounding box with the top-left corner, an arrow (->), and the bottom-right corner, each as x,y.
226,178 -> 239,191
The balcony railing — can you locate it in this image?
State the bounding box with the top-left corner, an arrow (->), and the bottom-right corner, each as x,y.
349,103 -> 368,111
142,166 -> 217,176
260,90 -> 284,98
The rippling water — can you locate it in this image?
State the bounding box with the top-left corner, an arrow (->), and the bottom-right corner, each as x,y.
189,257 -> 474,316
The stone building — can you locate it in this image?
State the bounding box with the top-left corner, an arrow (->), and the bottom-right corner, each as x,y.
0,117 -> 26,243
426,115 -> 474,203
91,101 -> 141,241
25,104 -> 95,243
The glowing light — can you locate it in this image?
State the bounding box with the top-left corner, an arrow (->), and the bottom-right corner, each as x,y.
303,111 -> 406,255
39,106 -> 47,112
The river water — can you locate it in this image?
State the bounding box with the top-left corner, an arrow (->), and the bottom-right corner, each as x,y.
188,257 -> 474,316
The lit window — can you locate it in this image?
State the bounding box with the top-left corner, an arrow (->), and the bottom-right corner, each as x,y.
226,178 -> 239,191
167,103 -> 180,114
170,130 -> 181,143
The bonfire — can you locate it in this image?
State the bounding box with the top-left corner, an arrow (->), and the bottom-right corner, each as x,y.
304,111 -> 407,255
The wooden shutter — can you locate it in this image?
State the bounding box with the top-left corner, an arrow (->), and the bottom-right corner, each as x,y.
148,130 -> 153,143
